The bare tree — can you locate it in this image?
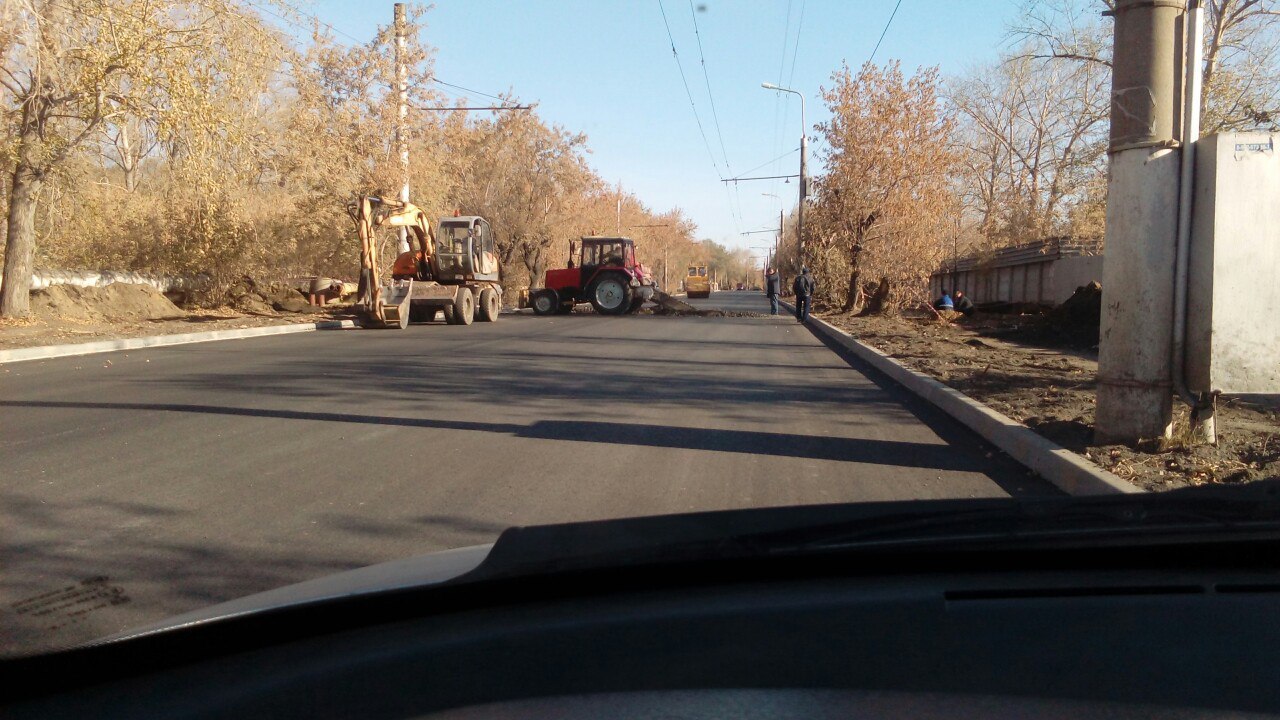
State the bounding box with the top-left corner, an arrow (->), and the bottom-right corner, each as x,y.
1013,0 -> 1280,131
949,50 -> 1109,245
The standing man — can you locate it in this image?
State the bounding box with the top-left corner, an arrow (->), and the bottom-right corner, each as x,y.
792,266 -> 815,323
764,266 -> 781,315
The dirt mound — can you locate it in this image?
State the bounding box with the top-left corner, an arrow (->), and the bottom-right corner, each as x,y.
30,283 -> 185,322
981,282 -> 1102,350
226,277 -> 319,315
1050,281 -> 1102,325
647,308 -> 765,318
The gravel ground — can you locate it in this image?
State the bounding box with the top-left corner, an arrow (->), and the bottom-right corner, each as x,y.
819,308 -> 1279,492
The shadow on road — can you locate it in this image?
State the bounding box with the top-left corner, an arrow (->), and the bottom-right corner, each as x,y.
1,400 -> 985,472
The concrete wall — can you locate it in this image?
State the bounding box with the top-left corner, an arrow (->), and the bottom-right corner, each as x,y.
931,255 -> 1103,307
1187,132 -> 1280,394
1046,257 -> 1104,304
0,270 -> 201,293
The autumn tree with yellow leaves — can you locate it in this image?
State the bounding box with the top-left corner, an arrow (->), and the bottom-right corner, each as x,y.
806,61 -> 960,313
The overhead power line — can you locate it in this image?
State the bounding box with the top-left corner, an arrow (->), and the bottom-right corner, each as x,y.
244,0 -> 514,107
786,0 -> 807,89
431,79 -> 509,104
414,105 -> 532,112
869,0 -> 905,63
721,174 -> 799,183
738,147 -> 800,178
656,0 -> 724,180
687,1 -> 732,176
686,0 -> 742,233
657,0 -> 742,232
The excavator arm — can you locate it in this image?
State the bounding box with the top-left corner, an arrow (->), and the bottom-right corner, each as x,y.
349,195 -> 439,328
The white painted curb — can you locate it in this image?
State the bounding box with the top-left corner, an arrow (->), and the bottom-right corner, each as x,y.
782,302 -> 1141,496
0,319 -> 358,365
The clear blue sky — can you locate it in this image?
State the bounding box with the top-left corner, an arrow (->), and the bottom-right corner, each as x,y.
307,0 -> 1020,252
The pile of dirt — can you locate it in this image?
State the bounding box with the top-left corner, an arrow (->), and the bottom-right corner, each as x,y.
647,307 -> 765,318
985,282 -> 1101,350
820,310 -> 1279,491
30,283 -> 185,322
226,277 -> 318,315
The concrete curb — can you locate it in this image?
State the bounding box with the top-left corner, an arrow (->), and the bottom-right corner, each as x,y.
0,319 -> 358,365
781,302 -> 1141,496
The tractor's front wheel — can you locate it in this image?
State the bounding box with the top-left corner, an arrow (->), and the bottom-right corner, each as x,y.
531,289 -> 559,316
588,274 -> 633,315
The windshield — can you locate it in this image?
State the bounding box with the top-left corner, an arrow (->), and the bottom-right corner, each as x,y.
584,241 -> 625,266
439,223 -> 472,254
3,0 -> 1279,665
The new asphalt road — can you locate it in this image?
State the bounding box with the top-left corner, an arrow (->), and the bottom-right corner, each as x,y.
1,291 -> 1059,655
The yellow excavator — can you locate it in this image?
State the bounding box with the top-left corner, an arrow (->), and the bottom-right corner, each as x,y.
348,195 -> 503,329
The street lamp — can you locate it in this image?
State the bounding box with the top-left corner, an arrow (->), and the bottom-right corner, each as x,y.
761,81 -> 806,270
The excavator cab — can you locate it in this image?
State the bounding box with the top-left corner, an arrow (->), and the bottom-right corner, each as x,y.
434,217 -> 499,283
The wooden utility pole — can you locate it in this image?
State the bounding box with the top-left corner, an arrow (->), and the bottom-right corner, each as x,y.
1094,0 -> 1185,442
394,3 -> 410,253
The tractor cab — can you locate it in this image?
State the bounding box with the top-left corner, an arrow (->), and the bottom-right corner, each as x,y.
579,237 -> 635,275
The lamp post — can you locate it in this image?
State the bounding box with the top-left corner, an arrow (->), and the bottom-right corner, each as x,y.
761,82 -> 806,270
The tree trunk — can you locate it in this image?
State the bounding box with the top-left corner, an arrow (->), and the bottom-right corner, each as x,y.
861,276 -> 892,315
1,162 -> 44,319
522,243 -> 546,289
842,268 -> 862,313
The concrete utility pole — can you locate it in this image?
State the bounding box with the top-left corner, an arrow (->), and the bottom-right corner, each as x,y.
762,82 -> 806,269
394,3 -> 410,253
1095,0 -> 1186,443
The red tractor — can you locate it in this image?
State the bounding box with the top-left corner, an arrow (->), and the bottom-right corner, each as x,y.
531,236 -> 657,316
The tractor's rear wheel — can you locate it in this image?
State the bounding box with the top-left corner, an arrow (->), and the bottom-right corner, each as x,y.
531,289 -> 559,316
478,287 -> 500,322
588,274 -> 632,315
452,287 -> 475,326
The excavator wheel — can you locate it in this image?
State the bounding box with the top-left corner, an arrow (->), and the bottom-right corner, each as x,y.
451,287 -> 475,326
531,289 -> 559,316
478,287 -> 500,322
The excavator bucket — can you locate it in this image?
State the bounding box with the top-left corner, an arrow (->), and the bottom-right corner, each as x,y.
649,289 -> 699,313
372,281 -> 412,329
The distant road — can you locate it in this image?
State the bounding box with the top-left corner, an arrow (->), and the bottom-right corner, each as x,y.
1,290 -> 1057,655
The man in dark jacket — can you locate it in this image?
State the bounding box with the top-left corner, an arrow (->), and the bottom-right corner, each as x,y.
953,290 -> 975,317
764,267 -> 781,315
792,267 -> 815,322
